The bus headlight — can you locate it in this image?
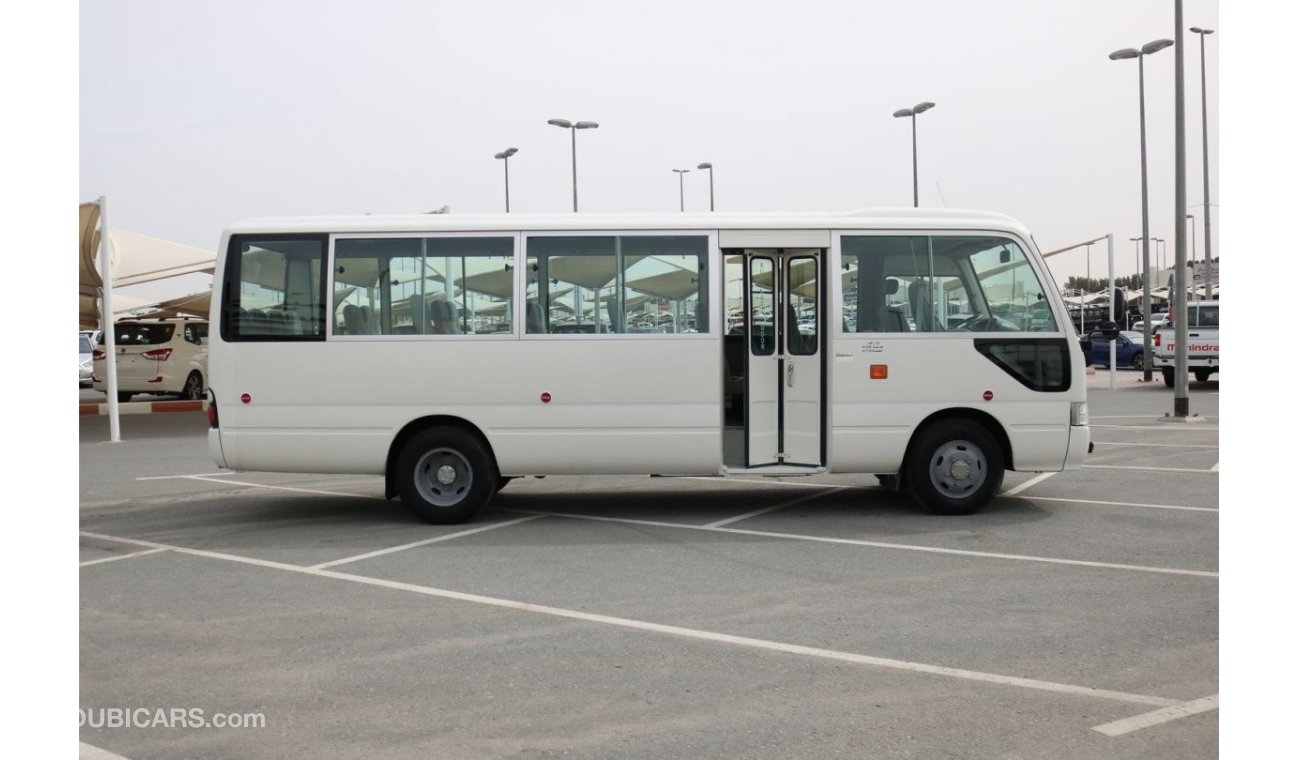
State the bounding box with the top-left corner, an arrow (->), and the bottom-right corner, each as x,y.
1071,402 -> 1089,426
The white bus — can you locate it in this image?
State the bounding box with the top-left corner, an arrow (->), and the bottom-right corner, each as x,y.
207,209 -> 1091,523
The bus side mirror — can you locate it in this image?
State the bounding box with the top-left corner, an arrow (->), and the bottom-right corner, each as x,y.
1099,321 -> 1120,341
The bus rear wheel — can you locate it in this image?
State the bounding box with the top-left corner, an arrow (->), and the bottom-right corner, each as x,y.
396,426 -> 495,524
904,420 -> 1004,516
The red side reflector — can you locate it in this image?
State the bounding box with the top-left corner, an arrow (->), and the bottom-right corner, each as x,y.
869,365 -> 888,379
141,348 -> 173,361
208,397 -> 218,428
1153,333 -> 1161,347
92,349 -> 106,360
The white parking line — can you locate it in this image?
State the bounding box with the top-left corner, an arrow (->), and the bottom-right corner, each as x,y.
137,472 -> 236,481
1091,694 -> 1219,736
1009,496 -> 1217,513
497,510 -> 1217,578
80,530 -> 1183,710
79,547 -> 169,567
80,742 -> 133,760
1083,465 -> 1218,474
310,515 -> 548,570
703,488 -> 847,528
1002,472 -> 1056,496
182,475 -> 385,499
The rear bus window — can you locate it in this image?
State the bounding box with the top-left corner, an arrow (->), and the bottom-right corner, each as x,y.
222,235 -> 327,341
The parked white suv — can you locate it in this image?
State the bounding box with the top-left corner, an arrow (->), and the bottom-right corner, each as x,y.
92,318 -> 209,402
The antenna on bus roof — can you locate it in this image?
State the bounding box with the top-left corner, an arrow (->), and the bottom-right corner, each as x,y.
935,182 -> 948,207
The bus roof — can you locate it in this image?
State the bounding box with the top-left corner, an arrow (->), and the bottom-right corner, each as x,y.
222,208 -> 1033,238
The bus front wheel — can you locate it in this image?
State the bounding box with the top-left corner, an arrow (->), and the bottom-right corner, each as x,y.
905,420 -> 1004,516
396,426 -> 496,524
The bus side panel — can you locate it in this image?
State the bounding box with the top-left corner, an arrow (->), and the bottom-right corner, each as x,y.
211,339 -> 721,476
828,337 -> 1073,473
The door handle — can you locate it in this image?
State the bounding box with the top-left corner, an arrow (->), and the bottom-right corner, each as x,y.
787,363 -> 795,387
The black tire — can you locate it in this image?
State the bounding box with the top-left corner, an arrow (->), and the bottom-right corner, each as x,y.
904,420 -> 1005,516
117,392 -> 133,403
874,474 -> 900,491
495,476 -> 515,493
1194,369 -> 1211,383
395,426 -> 496,524
181,371 -> 204,401
1162,367 -> 1174,388
1131,353 -> 1144,371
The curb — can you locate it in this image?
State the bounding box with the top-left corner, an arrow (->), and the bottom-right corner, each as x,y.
80,400 -> 209,416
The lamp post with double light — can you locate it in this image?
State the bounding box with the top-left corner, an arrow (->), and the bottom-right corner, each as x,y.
1110,39 -> 1172,381
892,101 -> 935,207
547,118 -> 599,212
493,147 -> 518,212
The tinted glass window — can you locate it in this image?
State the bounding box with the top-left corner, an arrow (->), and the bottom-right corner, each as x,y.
334,237 -> 514,336
841,236 -> 1057,333
788,256 -> 817,355
80,335 -> 93,353
223,236 -> 327,341
1194,305 -> 1219,327
526,235 -> 708,335
749,257 -> 775,355
105,323 -> 176,346
974,338 -> 1071,392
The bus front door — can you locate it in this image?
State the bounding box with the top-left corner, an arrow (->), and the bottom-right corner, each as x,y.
744,250 -> 823,467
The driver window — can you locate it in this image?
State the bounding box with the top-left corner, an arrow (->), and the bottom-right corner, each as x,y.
958,238 -> 1057,332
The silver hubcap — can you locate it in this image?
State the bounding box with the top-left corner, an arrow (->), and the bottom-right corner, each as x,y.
414,448 -> 473,507
929,439 -> 987,499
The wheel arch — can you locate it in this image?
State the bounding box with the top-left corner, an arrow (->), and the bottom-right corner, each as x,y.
384,416 -> 500,500
900,407 -> 1015,487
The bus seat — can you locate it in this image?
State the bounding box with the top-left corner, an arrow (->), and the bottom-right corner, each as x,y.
358,305 -> 375,334
342,304 -> 361,335
430,300 -> 461,334
526,300 -> 545,334
908,280 -> 934,332
606,300 -> 618,333
408,296 -> 426,334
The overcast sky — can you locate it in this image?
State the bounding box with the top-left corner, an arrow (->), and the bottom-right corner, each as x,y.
80,0 -> 1219,296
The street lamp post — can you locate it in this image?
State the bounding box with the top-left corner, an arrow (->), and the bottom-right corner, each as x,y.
493,147 -> 518,212
1154,238 -> 1166,275
547,118 -> 599,211
697,162 -> 714,211
672,168 -> 691,211
892,101 -> 935,207
1191,26 -> 1215,301
1111,39 -> 1172,381
1187,213 -> 1197,291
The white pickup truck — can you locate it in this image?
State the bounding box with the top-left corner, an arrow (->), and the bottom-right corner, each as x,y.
1152,300 -> 1219,386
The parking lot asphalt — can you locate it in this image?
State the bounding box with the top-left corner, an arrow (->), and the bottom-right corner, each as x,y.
80,375 -> 1219,759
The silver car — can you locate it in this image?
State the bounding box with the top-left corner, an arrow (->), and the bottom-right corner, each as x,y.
79,333 -> 95,387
